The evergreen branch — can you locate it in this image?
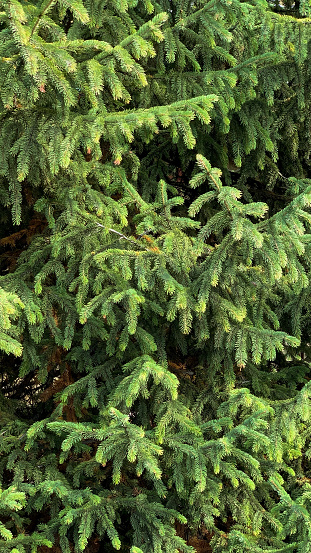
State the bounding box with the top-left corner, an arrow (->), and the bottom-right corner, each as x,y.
29,0 -> 56,38
173,0 -> 221,29
2,0 -> 311,551
196,155 -> 234,219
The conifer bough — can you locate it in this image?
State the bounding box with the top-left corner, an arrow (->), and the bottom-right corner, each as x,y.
1,0 -> 311,552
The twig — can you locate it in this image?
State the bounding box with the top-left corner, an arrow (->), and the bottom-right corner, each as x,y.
96,223 -> 137,245
30,0 -> 56,38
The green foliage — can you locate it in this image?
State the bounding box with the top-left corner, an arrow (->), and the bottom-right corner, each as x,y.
1,0 -> 311,552
0,288 -> 23,356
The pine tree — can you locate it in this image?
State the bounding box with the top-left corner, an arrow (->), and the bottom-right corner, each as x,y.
1,0 -> 311,552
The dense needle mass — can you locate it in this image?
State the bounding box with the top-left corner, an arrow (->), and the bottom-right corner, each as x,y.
1,0 -> 311,552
